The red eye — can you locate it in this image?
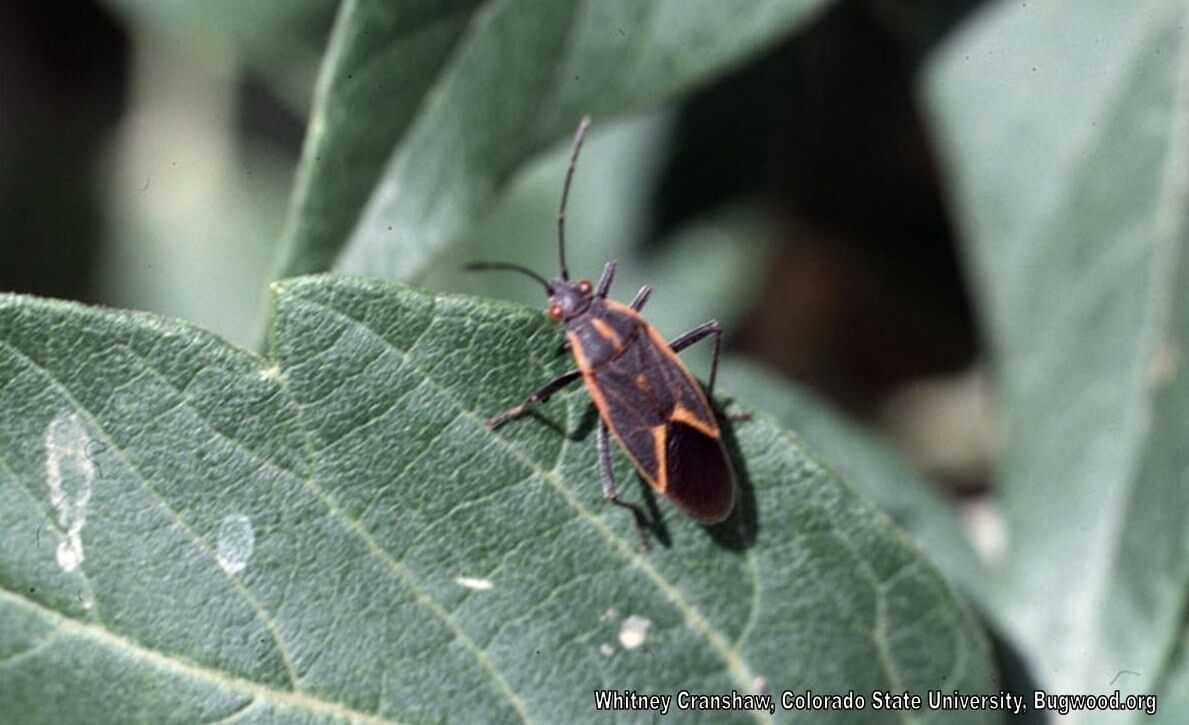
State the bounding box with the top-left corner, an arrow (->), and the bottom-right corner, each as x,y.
577,279 -> 592,294
548,303 -> 563,321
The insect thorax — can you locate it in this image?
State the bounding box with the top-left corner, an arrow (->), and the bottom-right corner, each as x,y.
567,300 -> 641,369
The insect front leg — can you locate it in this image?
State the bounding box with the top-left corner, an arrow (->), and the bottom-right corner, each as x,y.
598,419 -> 651,551
486,369 -> 582,429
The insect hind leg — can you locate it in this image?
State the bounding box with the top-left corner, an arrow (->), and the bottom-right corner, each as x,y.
668,319 -> 749,421
598,419 -> 652,551
669,319 -> 723,395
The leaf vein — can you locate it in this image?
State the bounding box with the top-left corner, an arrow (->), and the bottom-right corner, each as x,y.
0,339 -> 303,694
200,697 -> 256,725
121,345 -> 305,480
0,628 -> 64,671
297,296 -> 763,716
0,586 -> 403,725
731,552 -> 763,652
828,528 -> 918,725
285,471 -> 532,722
271,332 -> 533,718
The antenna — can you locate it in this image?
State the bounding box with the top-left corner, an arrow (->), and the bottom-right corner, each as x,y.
557,116 -> 591,281
463,261 -> 553,293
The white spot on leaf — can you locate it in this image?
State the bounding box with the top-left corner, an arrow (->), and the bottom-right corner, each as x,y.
57,542 -> 83,572
455,576 -> 494,591
216,514 -> 254,575
45,413 -> 95,573
599,643 -> 614,657
618,615 -> 651,650
599,607 -> 618,623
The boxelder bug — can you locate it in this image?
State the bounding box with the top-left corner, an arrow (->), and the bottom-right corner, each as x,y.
466,117 -> 736,547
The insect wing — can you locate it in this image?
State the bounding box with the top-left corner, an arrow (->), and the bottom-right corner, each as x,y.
585,323 -> 735,523
660,416 -> 735,523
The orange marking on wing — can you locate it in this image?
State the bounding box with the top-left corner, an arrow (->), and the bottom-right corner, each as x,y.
571,328 -> 614,427
640,323 -> 720,437
644,324 -> 696,385
567,330 -> 591,372
590,317 -> 623,351
594,404 -> 660,491
643,324 -> 682,364
581,372 -> 611,424
669,404 -> 719,438
651,425 -> 669,493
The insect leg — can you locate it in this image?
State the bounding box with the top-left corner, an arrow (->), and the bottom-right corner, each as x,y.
595,260 -> 617,298
598,419 -> 651,550
629,285 -> 652,311
669,319 -> 722,395
486,369 -> 582,429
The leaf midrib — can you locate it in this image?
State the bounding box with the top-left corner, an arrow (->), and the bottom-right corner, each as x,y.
0,587 -> 402,725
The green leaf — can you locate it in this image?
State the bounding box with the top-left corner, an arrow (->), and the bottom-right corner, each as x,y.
273,0 -> 830,282
924,0 -> 1189,711
1,278 -> 1000,723
274,0 -> 483,279
721,360 -> 986,600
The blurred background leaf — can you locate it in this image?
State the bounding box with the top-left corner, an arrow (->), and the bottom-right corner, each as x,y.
106,0 -> 333,115
925,0 -> 1189,717
274,0 -> 830,282
422,109 -> 775,376
94,30 -> 291,350
92,0 -> 334,348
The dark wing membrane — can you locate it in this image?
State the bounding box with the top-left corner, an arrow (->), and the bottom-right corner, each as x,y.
664,421 -> 735,523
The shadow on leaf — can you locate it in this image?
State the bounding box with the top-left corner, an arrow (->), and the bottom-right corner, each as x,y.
705,397 -> 759,552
